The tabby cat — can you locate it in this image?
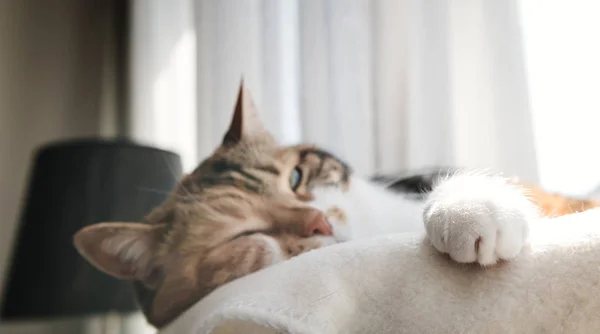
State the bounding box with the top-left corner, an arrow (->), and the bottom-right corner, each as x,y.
73,83 -> 600,328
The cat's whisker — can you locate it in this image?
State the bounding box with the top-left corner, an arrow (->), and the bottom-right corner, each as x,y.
162,152 -> 195,200
378,177 -> 405,189
137,186 -> 171,196
161,152 -> 182,182
177,181 -> 199,202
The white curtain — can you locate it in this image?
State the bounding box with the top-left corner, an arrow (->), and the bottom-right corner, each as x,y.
519,0 -> 600,196
128,0 -> 539,184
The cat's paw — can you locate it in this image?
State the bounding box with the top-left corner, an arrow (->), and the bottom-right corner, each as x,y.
423,173 -> 538,266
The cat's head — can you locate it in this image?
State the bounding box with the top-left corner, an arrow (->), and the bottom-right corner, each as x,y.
73,83 -> 355,328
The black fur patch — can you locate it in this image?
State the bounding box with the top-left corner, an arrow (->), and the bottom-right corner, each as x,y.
371,167 -> 459,200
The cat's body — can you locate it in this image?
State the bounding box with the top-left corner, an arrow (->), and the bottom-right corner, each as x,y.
308,171 -> 535,266
377,168 -> 600,218
312,176 -> 426,241
73,83 -> 599,328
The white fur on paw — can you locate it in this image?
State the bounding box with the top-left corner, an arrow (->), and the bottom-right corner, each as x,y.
423,172 -> 538,266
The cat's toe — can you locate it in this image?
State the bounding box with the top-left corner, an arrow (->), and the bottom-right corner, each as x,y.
425,200 -> 529,266
423,173 -> 537,266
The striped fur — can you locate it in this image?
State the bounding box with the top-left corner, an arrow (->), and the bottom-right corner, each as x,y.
74,84 -> 352,327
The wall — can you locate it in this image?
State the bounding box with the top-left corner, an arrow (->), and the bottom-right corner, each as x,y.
0,0 -> 119,332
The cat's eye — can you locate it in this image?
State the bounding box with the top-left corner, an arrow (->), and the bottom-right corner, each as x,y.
232,229 -> 265,240
289,167 -> 303,191
236,231 -> 256,238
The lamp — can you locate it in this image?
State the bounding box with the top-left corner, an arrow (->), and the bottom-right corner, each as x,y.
1,139 -> 182,330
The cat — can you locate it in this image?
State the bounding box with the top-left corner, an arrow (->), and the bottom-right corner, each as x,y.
73,82 -> 598,329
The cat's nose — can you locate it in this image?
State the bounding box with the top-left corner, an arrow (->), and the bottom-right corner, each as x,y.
304,210 -> 333,237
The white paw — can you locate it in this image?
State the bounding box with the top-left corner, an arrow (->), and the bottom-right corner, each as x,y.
423,173 -> 538,266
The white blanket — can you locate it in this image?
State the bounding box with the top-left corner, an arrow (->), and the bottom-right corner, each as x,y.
159,209 -> 600,334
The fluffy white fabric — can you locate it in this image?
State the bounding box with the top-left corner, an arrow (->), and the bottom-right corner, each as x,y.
159,208 -> 600,334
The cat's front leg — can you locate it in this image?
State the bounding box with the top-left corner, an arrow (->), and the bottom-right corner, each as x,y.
423,172 -> 538,266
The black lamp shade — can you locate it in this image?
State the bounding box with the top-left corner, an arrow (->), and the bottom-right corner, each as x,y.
1,139 -> 183,320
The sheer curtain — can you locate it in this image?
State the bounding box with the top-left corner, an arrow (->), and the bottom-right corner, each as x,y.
128,0 -> 538,183
519,0 -> 600,196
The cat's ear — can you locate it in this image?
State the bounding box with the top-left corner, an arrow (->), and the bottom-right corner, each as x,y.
222,80 -> 273,146
73,222 -> 164,280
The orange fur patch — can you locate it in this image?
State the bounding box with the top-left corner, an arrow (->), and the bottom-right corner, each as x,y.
519,183 -> 600,217
326,206 -> 347,224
